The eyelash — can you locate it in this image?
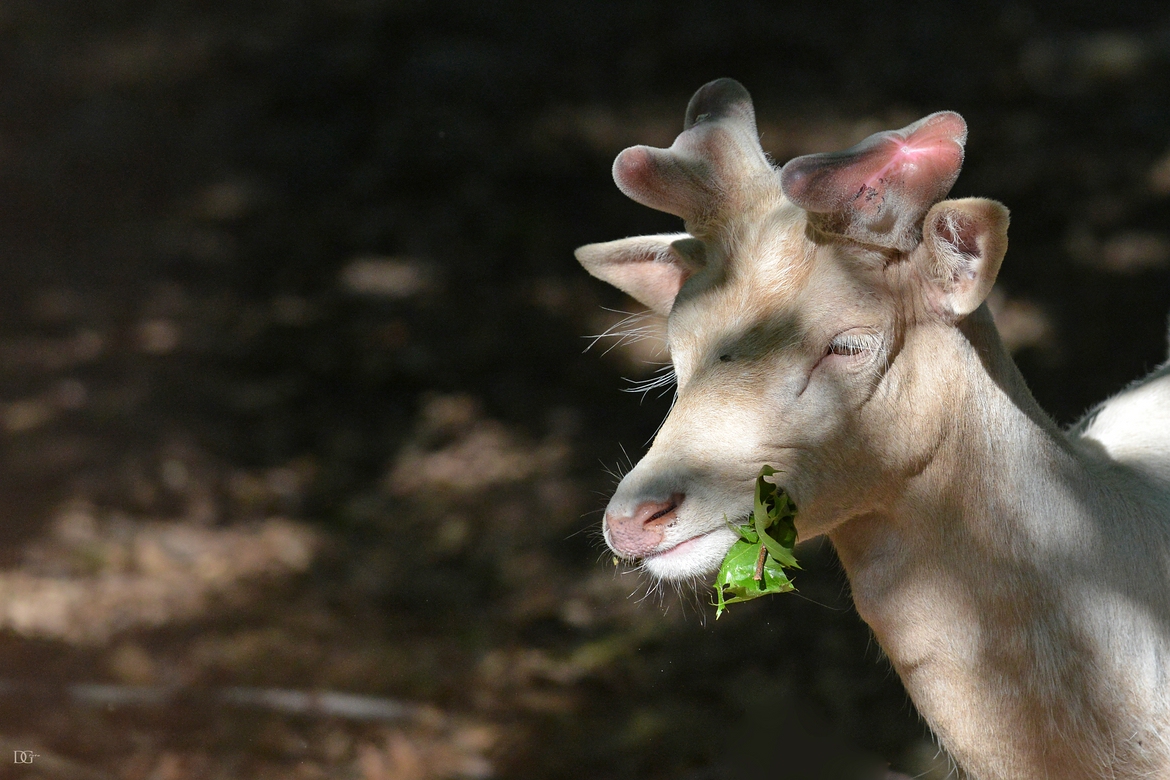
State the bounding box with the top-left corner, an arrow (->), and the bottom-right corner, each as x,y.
828,333 -> 880,358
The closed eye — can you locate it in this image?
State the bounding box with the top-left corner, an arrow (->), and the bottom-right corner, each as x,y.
827,332 -> 881,358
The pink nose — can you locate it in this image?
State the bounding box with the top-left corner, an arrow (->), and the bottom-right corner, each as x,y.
605,494 -> 684,558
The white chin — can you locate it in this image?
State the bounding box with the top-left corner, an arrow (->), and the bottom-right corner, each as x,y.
641,526 -> 740,582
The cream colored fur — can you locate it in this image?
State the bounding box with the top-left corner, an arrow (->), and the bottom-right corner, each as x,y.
580,80 -> 1170,777
586,198 -> 1170,778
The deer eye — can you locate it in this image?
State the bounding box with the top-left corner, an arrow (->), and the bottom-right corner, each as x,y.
718,353 -> 733,362
827,332 -> 880,358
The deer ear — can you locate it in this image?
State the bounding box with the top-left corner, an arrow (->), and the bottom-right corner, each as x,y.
575,233 -> 705,316
918,198 -> 1009,321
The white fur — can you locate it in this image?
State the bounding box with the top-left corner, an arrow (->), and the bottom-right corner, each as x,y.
583,207 -> 1170,779
578,90 -> 1170,778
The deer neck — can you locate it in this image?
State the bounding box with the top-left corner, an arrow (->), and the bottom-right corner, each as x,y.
827,306 -> 1129,777
830,305 -> 1081,611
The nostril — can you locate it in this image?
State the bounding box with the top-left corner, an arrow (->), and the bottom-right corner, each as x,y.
633,493 -> 685,529
605,494 -> 685,558
647,503 -> 676,523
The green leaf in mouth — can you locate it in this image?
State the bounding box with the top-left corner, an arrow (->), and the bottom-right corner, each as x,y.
713,465 -> 799,618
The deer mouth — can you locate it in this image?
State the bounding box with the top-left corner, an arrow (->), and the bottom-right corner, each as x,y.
644,531 -> 713,560
640,525 -> 740,580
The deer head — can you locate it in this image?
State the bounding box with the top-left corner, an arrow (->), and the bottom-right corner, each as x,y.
577,79 -> 1009,581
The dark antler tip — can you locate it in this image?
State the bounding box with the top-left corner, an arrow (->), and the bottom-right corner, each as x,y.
778,159 -> 805,189
778,158 -> 825,210
685,78 -> 753,129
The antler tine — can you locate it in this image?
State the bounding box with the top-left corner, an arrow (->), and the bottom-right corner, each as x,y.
612,78 -> 776,234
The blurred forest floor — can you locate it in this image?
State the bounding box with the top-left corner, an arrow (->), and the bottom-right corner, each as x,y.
1,2 -> 1170,779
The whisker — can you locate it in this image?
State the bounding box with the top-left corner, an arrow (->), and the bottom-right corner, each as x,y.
616,442 -> 638,477
564,519 -> 601,541
621,365 -> 678,404
583,310 -> 653,353
645,391 -> 678,448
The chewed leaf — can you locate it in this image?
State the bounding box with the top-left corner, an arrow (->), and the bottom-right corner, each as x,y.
715,540 -> 764,593
713,540 -> 795,618
728,518 -> 759,544
713,465 -> 799,618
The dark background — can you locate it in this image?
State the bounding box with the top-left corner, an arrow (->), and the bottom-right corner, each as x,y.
1,2 -> 1169,779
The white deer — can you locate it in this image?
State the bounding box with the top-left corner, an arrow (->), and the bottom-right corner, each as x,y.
576,78 -> 1170,780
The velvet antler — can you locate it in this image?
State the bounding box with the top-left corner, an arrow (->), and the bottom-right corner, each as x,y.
611,78 -> 779,235
779,112 -> 968,251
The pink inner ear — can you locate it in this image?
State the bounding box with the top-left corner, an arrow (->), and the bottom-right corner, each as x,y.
780,111 -> 967,250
